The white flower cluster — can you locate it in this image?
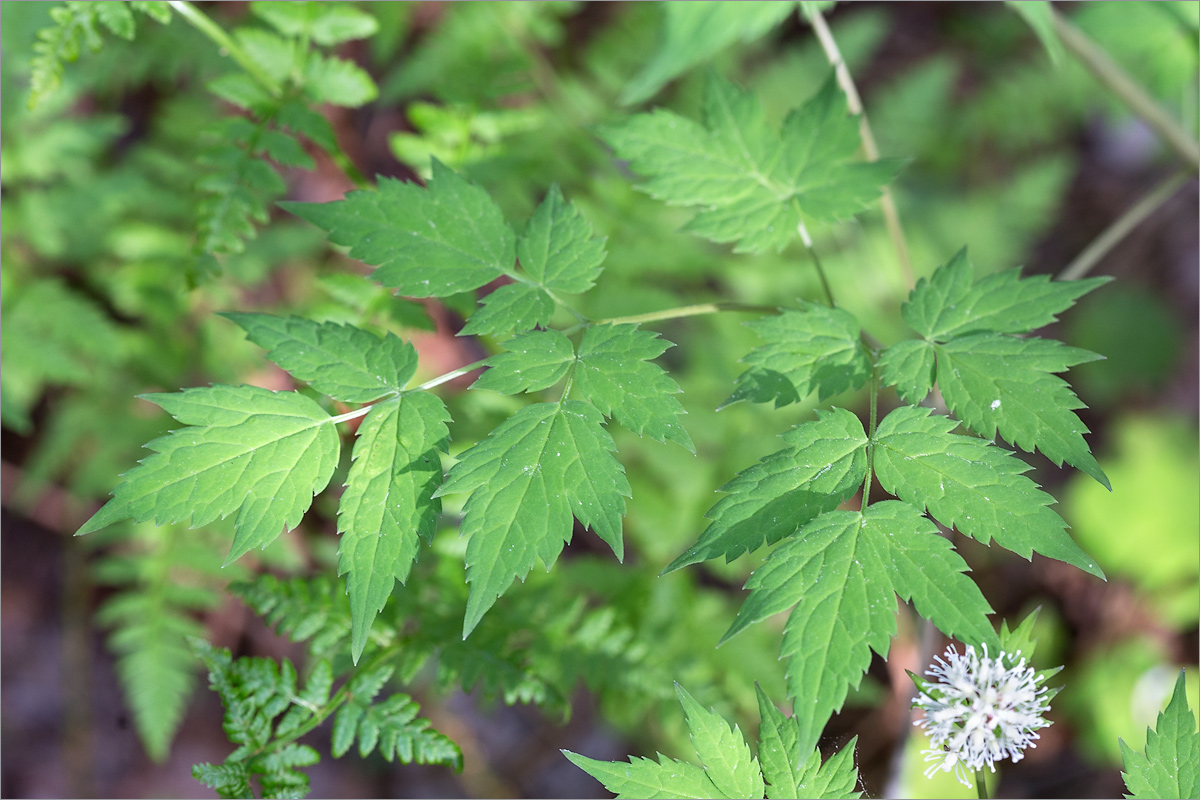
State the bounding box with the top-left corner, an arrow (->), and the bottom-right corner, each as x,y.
913,644 -> 1052,788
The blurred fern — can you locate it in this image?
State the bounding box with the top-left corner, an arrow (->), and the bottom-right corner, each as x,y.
29,1 -> 170,109
91,522 -> 241,761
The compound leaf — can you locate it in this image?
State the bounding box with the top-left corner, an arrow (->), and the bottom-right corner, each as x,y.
872,405 -> 1103,577
338,392 -> 450,662
727,304 -> 871,408
472,329 -> 575,394
564,751 -> 723,799
77,385 -> 340,564
723,502 -> 995,756
224,313 -> 417,403
575,323 -> 693,451
331,688 -> 461,769
676,684 -> 764,799
602,73 -> 902,253
935,333 -> 1108,488
283,159 -> 515,297
518,184 -> 607,294
434,401 -> 629,637
903,248 -> 1109,341
459,283 -> 555,337
665,408 -> 867,572
1120,671 -> 1199,800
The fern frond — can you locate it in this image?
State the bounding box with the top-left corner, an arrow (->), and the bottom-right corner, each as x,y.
29,1 -> 168,109
92,522 -> 235,762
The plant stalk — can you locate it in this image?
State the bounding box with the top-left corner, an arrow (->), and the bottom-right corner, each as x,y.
1052,8 -> 1200,172
168,1 -> 282,97
593,302 -> 781,328
1058,172 -> 1190,281
975,767 -> 990,799
803,6 -> 916,288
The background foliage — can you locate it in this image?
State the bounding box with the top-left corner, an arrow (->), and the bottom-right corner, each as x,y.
1,2 -> 1196,798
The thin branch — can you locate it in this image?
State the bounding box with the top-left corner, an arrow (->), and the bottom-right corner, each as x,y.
1052,8 -> 1200,172
168,1 -> 282,97
592,302 -> 781,328
1057,172 -> 1190,281
803,6 -> 916,288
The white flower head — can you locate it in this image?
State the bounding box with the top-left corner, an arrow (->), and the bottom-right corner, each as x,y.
912,643 -> 1052,788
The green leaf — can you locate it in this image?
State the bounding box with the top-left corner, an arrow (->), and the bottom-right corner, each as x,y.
564,751 -> 724,799
1007,1 -> 1064,66
235,28 -> 294,85
303,53 -> 378,108
77,386 -> 340,564
331,690 -> 461,768
794,739 -> 861,800
723,502 -> 996,756
903,247 -> 1109,341
602,73 -> 902,253
1120,671 -> 1199,800
435,401 -> 630,637
472,329 -> 575,394
622,2 -> 795,104
758,688 -> 862,800
676,684 -> 765,799
665,408 -> 868,572
575,324 -> 694,451
283,159 -> 516,298
756,685 -> 804,800
459,283 -> 556,337
935,333 -> 1109,488
224,313 -> 418,403
130,2 -> 172,25
877,339 -> 935,405
252,2 -> 379,45
726,304 -> 871,408
192,762 -> 252,799
517,184 -> 607,294
338,392 -> 450,663
872,405 -> 1104,578
94,3 -> 135,39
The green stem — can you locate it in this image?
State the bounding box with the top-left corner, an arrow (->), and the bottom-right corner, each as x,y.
259,644 -> 402,756
975,768 -> 990,799
590,301 -> 781,328
326,357 -> 491,426
861,355 -> 880,512
806,242 -> 837,308
1052,8 -> 1200,172
802,6 -> 915,288
168,1 -> 282,97
416,358 -> 489,391
1057,172 -> 1190,281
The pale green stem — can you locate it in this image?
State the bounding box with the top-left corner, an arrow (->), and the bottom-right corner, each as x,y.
861,357 -> 879,512
802,5 -> 915,288
168,1 -> 282,97
806,242 -> 837,308
1052,8 -> 1200,172
325,357 -> 490,425
1057,172 -> 1190,281
975,768 -> 990,799
591,302 -> 781,328
416,358 -> 489,391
